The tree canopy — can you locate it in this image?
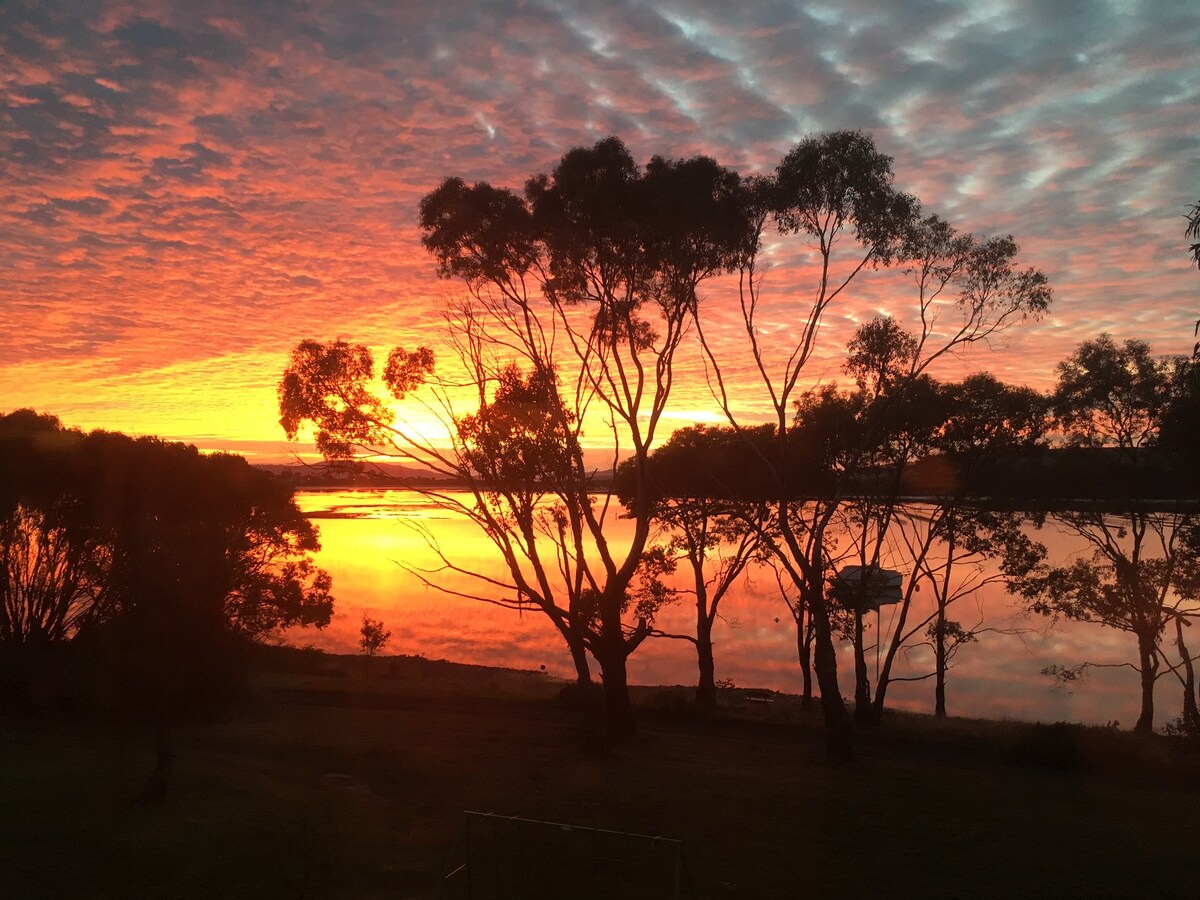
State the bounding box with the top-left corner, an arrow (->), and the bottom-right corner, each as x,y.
280,131 -> 1055,751
0,409 -> 333,681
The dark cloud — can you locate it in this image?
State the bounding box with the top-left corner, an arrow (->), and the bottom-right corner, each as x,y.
149,141 -> 231,182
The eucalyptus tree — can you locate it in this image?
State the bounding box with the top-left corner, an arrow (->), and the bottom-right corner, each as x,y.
696,133 -> 1051,758
813,337 -> 1045,724
1015,335 -> 1200,734
691,132 -> 920,758
280,138 -> 753,736
617,425 -> 772,707
846,374 -> 1048,722
0,411 -> 112,648
901,375 -> 1047,720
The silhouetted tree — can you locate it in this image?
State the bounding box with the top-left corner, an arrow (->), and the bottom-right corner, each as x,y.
617,425 -> 768,707
1160,355 -> 1199,462
0,413 -> 334,798
827,332 -> 947,722
0,412 -> 114,650
280,138 -> 753,738
359,614 -> 391,682
864,375 -> 1047,721
697,152 -> 1050,760
1015,336 -> 1199,734
360,615 -> 391,657
695,130 -> 922,757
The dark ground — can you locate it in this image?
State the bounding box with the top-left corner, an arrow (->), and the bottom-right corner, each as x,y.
2,652 -> 1196,898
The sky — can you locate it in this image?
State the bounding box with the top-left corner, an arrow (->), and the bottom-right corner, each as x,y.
2,0 -> 1198,460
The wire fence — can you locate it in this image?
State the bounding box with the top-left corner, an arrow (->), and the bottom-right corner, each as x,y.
437,811 -> 692,899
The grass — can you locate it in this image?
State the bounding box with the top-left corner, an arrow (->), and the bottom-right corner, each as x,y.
2,652 -> 1197,898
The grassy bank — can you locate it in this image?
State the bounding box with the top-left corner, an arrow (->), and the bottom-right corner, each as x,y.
2,651 -> 1196,898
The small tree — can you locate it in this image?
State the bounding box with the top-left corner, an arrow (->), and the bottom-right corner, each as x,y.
0,413 -> 113,650
360,615 -> 391,657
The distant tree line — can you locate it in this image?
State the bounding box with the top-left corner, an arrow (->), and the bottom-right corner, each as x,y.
278,132 -> 1200,759
0,410 -> 333,799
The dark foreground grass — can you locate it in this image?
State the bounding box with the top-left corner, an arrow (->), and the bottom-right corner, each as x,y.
2,654 -> 1197,899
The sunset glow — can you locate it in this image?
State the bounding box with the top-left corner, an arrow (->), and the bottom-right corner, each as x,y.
3,2 -> 1198,454
296,490 -> 1156,726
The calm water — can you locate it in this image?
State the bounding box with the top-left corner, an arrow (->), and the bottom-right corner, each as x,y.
291,489 -> 1182,728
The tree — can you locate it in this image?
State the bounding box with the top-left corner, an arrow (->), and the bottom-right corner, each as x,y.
0,412 -> 335,798
618,425 -> 767,707
825,341 -> 947,723
1015,336 -> 1199,734
696,144 -> 1051,760
97,436 -> 333,800
885,504 -> 1044,720
866,375 -> 1047,721
0,412 -> 113,650
360,615 -> 391,657
1160,355 -> 1199,461
280,137 -> 753,737
691,133 -> 924,759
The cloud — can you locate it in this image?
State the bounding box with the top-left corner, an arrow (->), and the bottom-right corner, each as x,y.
1,0 -> 1198,445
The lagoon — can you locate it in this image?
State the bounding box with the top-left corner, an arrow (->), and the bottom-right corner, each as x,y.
291,489 -> 1177,728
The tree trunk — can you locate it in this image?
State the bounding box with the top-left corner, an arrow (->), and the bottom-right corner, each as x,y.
568,634 -> 592,688
797,614 -> 813,712
1134,634 -> 1157,735
853,609 -> 871,723
934,520 -> 955,719
1175,618 -> 1199,733
809,592 -> 853,761
597,648 -> 636,738
134,720 -> 173,804
696,617 -> 716,708
555,625 -> 601,736
868,585 -> 916,725
934,599 -> 948,718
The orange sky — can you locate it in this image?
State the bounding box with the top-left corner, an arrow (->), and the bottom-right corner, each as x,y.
2,2 -> 1198,460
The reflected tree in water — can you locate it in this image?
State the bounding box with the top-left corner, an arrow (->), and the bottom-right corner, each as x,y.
1015,336 -> 1200,734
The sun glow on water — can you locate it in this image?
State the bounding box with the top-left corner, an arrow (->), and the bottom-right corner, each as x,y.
294,489 -> 1159,728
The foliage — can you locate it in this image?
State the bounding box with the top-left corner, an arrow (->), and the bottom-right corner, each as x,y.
455,364 -> 575,492
0,411 -> 333,707
1187,197 -> 1200,270
1016,337 -> 1200,733
359,615 -> 391,657
1052,334 -> 1172,450
1159,356 -> 1200,461
77,430 -> 334,644
282,137 -> 753,737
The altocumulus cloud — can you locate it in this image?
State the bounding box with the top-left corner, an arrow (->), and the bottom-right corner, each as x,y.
1,0 -> 1198,445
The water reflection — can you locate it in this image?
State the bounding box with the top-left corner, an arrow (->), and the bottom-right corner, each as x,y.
292,489 -> 1174,728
